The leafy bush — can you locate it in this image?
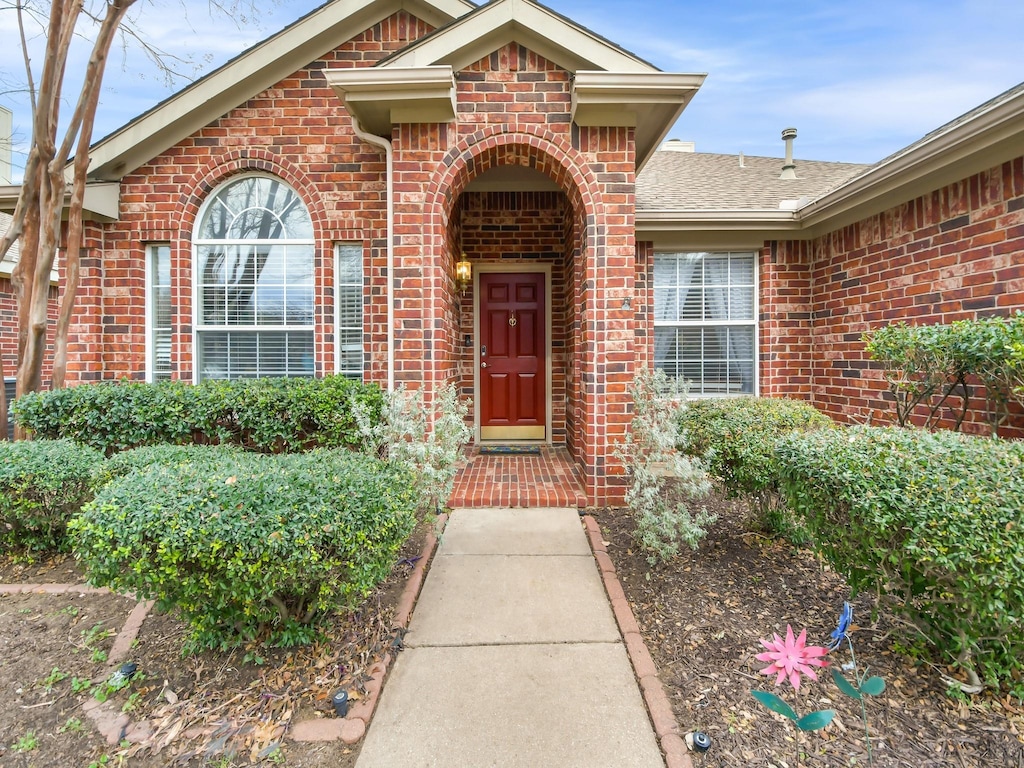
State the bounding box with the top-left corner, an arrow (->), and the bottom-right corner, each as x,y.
777,426 -> 1024,689
864,314 -> 1024,434
71,448 -> 417,651
95,444 -> 244,487
353,383 -> 472,514
679,397 -> 834,539
13,376 -> 383,454
0,440 -> 104,553
614,369 -> 714,564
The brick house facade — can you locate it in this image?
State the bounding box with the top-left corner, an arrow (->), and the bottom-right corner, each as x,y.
2,0 -> 1022,502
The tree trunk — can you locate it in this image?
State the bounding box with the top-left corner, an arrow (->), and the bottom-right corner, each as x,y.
9,0 -> 138,435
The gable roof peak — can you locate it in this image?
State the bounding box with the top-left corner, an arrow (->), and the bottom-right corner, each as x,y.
85,0 -> 476,181
379,0 -> 658,73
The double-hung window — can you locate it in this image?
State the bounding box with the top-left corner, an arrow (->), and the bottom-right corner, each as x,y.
194,175 -> 315,380
653,251 -> 757,395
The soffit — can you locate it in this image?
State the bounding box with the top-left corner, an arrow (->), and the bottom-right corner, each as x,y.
0,183 -> 119,221
85,0 -> 474,182
324,66 -> 458,135
573,71 -> 706,171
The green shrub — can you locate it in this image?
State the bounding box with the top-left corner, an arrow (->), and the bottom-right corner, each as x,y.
353,383 -> 472,514
679,397 -> 834,539
95,444 -> 244,487
777,426 -> 1024,689
864,313 -> 1024,434
0,440 -> 105,553
13,376 -> 383,455
71,448 -> 417,651
614,369 -> 714,564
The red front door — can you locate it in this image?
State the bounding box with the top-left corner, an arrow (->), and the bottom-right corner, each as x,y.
479,272 -> 546,441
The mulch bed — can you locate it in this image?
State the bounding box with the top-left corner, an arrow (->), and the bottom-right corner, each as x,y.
594,489 -> 1024,768
0,520 -> 429,767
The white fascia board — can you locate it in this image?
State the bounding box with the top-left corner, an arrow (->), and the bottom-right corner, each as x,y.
636,210 -> 804,250
85,0 -> 471,181
572,71 -> 705,169
324,66 -> 457,135
0,185 -> 20,213
0,182 -> 119,221
637,209 -> 803,232
382,0 -> 655,73
798,87 -> 1024,233
572,72 -> 706,115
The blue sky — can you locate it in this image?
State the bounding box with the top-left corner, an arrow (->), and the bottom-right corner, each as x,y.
2,0 -> 1023,180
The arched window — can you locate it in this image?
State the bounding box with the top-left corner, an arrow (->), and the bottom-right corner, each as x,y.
193,175 -> 315,380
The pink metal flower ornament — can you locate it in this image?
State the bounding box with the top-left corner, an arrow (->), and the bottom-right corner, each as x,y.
756,625 -> 829,691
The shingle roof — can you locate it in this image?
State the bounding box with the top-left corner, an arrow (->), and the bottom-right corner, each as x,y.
636,147 -> 869,211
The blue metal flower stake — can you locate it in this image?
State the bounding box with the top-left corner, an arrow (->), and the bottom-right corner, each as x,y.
750,625 -> 835,766
828,602 -> 886,766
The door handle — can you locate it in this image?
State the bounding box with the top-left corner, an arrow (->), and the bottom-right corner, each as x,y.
481,361 -> 489,368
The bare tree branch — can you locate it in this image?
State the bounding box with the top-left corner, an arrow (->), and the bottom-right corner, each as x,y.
54,0 -> 137,388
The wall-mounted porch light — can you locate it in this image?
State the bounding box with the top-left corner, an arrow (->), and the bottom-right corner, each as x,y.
455,254 -> 472,293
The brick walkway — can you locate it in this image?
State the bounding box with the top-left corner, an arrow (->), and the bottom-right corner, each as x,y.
447,445 -> 587,508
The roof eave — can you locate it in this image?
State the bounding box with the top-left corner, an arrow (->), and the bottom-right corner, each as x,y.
85,0 -> 474,182
798,85 -> 1024,234
324,66 -> 457,135
636,209 -> 804,248
572,72 -> 706,170
0,182 -> 120,221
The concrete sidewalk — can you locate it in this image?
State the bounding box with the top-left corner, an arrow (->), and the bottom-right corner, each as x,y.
356,507 -> 665,768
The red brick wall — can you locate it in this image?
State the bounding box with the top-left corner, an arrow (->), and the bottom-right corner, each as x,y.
773,156 -> 1024,435
80,11 -> 434,385
1,274 -> 59,390
760,241 -> 814,398
419,43 -> 637,503
0,276 -> 17,383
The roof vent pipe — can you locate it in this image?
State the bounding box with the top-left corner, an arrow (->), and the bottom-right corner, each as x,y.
780,127 -> 797,179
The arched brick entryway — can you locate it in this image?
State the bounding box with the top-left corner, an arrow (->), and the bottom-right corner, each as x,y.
418,127 -> 632,505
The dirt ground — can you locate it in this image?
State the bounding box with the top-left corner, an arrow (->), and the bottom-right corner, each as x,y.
595,489 -> 1024,768
0,522 -> 428,768
5,495 -> 1023,768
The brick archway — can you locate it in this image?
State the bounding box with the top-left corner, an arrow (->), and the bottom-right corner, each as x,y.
177,150 -> 329,237
423,127 -> 624,503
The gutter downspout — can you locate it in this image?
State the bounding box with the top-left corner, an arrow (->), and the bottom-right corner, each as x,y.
346,108 -> 395,392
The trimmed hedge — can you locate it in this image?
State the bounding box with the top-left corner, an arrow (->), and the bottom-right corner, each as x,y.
777,426 -> 1024,688
0,439 -> 105,553
678,397 -> 834,537
71,447 -> 417,651
12,376 -> 383,455
95,443 -> 244,487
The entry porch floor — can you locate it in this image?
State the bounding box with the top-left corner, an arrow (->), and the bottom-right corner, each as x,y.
447,445 -> 587,508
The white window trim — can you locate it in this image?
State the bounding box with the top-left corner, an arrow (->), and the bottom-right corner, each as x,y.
334,242 -> 365,379
191,173 -> 316,383
653,250 -> 760,398
145,243 -> 171,383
